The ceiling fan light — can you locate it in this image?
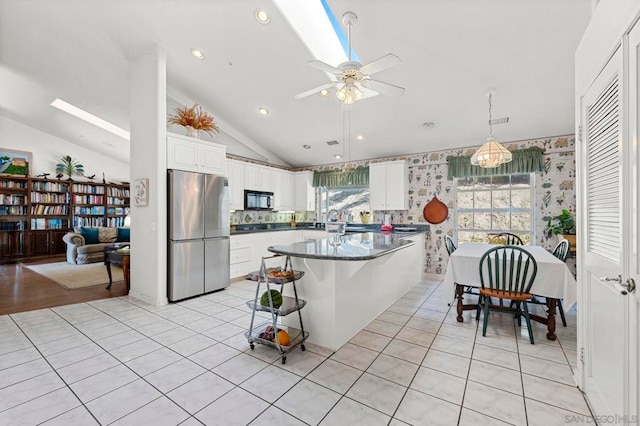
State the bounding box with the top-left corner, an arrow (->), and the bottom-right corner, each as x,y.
470,137 -> 513,168
336,83 -> 364,105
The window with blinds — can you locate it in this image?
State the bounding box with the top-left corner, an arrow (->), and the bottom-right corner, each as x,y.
586,76 -> 620,262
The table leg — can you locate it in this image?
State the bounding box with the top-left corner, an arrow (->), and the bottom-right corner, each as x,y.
105,260 -> 113,289
456,284 -> 464,322
546,298 -> 557,341
122,257 -> 130,295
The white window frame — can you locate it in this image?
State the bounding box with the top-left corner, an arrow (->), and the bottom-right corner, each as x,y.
454,173 -> 536,243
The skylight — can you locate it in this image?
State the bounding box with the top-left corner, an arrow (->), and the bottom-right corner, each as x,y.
50,98 -> 130,141
273,0 -> 359,69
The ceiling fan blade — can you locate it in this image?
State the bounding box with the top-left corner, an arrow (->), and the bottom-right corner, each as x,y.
307,60 -> 342,75
360,54 -> 401,75
366,79 -> 405,98
294,82 -> 337,99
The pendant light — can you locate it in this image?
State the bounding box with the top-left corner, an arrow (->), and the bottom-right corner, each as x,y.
471,92 -> 512,168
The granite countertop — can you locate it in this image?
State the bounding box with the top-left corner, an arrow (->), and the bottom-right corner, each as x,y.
267,232 -> 419,261
231,223 -> 429,236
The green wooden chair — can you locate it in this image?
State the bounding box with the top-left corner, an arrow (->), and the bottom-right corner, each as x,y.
496,232 -> 524,245
444,235 -> 457,256
476,245 -> 538,344
527,239 -> 571,326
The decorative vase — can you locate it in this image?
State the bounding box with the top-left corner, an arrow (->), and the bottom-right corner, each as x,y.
361,214 -> 371,224
185,126 -> 200,138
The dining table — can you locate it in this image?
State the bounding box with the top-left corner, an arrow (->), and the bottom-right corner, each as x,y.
442,243 -> 578,340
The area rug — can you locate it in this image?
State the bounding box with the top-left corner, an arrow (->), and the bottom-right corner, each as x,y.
24,262 -> 124,290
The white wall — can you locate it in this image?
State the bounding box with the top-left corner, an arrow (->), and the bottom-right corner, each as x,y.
0,115 -> 129,181
129,46 -> 168,307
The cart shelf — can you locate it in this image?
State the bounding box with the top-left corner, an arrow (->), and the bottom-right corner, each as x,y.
247,296 -> 307,316
244,322 -> 309,352
246,254 -> 308,364
246,269 -> 305,284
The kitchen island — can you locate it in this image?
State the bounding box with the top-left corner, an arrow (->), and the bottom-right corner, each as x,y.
268,231 -> 425,350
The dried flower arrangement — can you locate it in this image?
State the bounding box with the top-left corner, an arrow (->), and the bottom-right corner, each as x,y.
168,104 -> 220,137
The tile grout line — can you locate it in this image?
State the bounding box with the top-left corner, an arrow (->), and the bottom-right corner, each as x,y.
6,313 -> 102,425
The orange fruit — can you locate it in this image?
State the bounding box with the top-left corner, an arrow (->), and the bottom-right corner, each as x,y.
274,330 -> 290,346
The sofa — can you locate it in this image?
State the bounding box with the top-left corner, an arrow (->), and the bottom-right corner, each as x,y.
63,227 -> 130,264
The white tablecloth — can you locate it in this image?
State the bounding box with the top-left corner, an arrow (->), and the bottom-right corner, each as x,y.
442,243 -> 577,311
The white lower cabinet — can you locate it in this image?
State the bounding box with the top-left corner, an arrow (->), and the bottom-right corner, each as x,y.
230,235 -> 251,278
230,230 -> 305,279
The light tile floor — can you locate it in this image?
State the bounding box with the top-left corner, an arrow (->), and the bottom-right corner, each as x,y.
0,279 -> 592,425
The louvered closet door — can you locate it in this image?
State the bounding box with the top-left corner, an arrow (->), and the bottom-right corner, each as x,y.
579,47 -> 633,420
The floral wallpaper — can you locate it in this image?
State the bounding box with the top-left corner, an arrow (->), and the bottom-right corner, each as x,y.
305,134 -> 576,276
228,134 -> 575,276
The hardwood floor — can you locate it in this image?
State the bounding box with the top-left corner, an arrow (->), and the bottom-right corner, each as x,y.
0,260 -> 127,316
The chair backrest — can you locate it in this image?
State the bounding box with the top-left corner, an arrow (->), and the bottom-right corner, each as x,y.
496,232 -> 524,245
444,235 -> 457,256
552,239 -> 570,262
479,245 -> 538,293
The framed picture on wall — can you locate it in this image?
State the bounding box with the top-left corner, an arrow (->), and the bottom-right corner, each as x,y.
134,178 -> 149,207
0,148 -> 32,176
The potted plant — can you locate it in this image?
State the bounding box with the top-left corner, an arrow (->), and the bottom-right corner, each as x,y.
546,209 -> 576,248
56,155 -> 84,180
168,103 -> 220,138
360,211 -> 371,224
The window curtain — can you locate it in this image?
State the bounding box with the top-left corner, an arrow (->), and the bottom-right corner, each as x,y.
312,166 -> 369,188
446,147 -> 544,179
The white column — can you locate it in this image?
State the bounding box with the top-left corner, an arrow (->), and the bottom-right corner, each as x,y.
129,46 -> 168,306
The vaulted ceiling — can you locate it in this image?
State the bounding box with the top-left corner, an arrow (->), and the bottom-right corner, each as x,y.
0,0 -> 591,167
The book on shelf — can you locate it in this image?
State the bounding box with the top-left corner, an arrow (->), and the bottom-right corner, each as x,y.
72,184 -> 104,194
0,180 -> 28,190
0,221 -> 26,230
30,218 -> 46,230
0,205 -> 27,215
30,204 -> 69,215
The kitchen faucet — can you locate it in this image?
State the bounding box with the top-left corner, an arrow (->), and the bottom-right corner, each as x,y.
327,209 -> 341,222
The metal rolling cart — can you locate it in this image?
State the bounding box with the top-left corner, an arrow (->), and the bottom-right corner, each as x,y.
245,254 -> 308,364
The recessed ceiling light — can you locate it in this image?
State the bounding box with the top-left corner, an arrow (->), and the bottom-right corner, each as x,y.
258,107 -> 269,115
318,89 -> 330,98
334,154 -> 342,159
255,9 -> 270,24
355,134 -> 364,141
50,98 -> 130,141
303,144 -> 311,149
190,49 -> 205,60
422,121 -> 437,129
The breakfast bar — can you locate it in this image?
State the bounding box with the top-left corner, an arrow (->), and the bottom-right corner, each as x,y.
268,231 -> 425,350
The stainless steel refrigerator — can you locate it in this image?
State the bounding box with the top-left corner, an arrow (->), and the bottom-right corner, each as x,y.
168,170 -> 230,302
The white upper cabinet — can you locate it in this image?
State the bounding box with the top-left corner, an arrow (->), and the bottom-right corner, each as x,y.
167,133 -> 226,175
369,160 -> 408,210
273,169 -> 295,211
226,160 -> 245,211
294,171 -> 315,211
244,163 -> 274,192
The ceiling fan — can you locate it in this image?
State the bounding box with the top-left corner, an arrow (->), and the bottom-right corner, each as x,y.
295,11 -> 405,104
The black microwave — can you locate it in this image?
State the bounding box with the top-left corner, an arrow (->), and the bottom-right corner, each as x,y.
244,190 -> 273,210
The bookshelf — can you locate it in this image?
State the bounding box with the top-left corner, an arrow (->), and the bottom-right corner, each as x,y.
0,176 -> 28,258
106,185 -> 130,227
0,175 -> 129,261
72,183 -> 106,228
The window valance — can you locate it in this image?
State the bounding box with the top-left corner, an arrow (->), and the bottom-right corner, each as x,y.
312,166 -> 369,188
447,147 -> 544,179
